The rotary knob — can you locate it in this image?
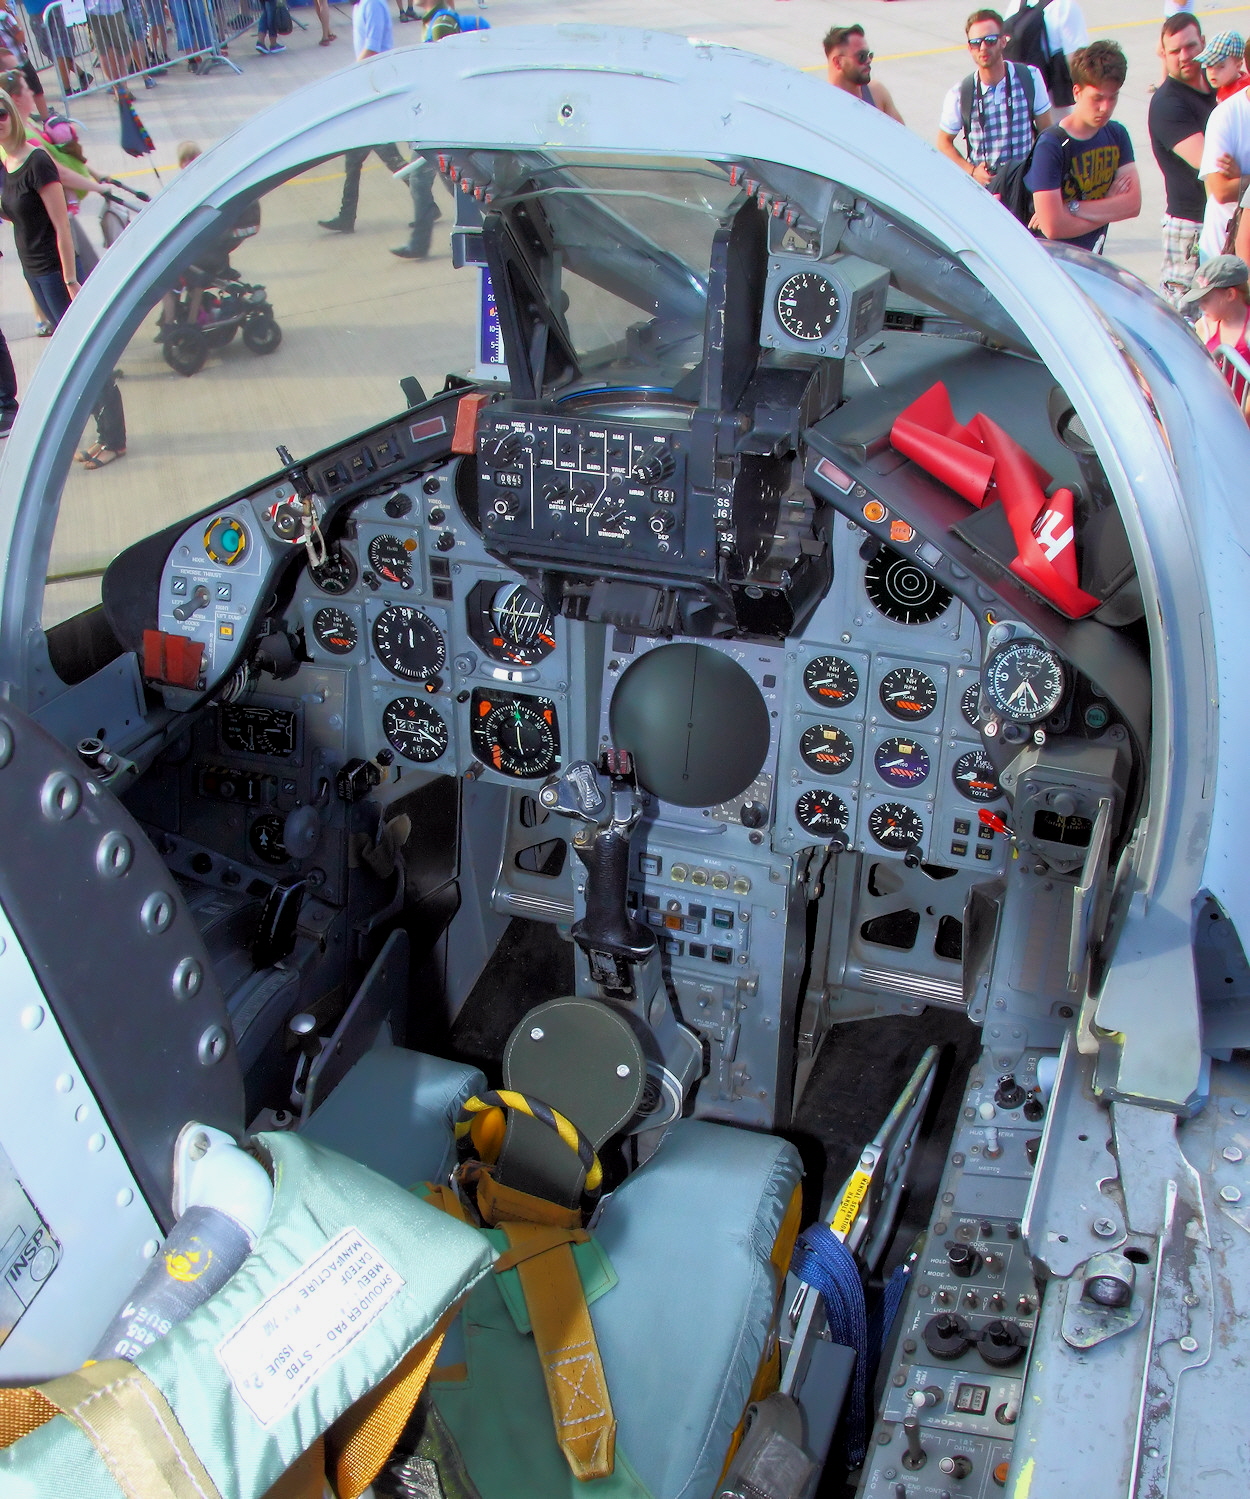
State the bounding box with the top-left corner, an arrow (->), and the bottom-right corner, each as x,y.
649,510 -> 674,537
491,492 -> 524,519
632,442 -> 674,483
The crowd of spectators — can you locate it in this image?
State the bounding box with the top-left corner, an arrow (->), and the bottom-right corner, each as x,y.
825,7 -> 1250,420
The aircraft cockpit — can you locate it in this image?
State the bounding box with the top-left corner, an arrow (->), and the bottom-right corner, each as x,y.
0,26 -> 1246,1499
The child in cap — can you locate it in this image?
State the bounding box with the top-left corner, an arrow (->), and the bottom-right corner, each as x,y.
1184,253 -> 1250,416
1198,31 -> 1250,101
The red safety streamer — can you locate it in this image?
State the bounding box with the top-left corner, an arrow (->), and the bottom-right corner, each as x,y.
890,382 -> 1100,619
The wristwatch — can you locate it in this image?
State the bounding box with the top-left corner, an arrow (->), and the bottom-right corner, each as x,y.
1067,199 -> 1082,216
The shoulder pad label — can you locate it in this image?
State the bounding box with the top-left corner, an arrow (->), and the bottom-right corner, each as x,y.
217,1227 -> 405,1426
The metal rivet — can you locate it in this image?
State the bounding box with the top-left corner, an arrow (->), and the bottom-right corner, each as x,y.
141,891 -> 175,935
1223,1145 -> 1243,1162
616,1064 -> 631,1078
40,771 -> 81,822
530,1026 -> 544,1041
142,1239 -> 160,1259
0,720 -> 12,768
115,1188 -> 133,1207
1233,1104 -> 1248,1118
87,1133 -> 105,1152
95,831 -> 133,880
1179,1336 -> 1199,1353
75,1105 -> 89,1123
19,1005 -> 44,1030
0,934 -> 5,955
55,1073 -> 73,1093
172,957 -> 203,1001
188,1131 -> 210,1161
197,1025 -> 228,1066
1221,1184 -> 1242,1203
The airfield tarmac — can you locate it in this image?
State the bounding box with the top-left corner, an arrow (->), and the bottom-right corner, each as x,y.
20,0 -> 1226,626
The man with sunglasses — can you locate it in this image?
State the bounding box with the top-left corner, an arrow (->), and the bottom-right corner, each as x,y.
823,26 -> 903,124
938,11 -> 1053,184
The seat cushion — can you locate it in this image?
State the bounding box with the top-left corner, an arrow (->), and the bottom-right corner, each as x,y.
592,1120 -> 802,1499
301,1045 -> 485,1188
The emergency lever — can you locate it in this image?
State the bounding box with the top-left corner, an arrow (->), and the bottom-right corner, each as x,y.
539,752 -> 654,965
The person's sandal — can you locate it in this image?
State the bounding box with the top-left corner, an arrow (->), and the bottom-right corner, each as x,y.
319,32 -> 336,43
80,446 -> 125,470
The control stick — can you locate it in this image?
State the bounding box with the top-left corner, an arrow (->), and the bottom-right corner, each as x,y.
539,753 -> 655,972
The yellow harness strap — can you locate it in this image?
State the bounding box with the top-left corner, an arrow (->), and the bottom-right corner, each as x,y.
36,1360 -> 225,1499
327,1304 -> 459,1499
501,1222 -> 616,1483
0,1385 -> 57,1449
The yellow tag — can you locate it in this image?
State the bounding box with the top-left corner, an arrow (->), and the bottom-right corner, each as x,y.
830,1169 -> 872,1238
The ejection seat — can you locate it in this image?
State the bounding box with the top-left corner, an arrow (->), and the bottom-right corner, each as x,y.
0,703 -> 804,1499
302,1041 -> 803,1498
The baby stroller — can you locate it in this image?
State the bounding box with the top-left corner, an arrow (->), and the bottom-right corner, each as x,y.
158,200 -> 281,377
160,266 -> 282,377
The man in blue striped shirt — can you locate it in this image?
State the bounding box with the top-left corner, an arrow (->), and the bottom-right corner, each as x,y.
938,11 -> 1054,184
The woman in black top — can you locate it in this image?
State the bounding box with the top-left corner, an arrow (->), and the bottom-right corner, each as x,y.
0,85 -> 124,465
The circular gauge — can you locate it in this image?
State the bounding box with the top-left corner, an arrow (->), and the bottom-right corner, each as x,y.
796,788 -> 850,839
868,801 -> 925,853
774,269 -> 841,343
874,737 -> 932,789
799,724 -> 855,776
983,640 -> 1066,724
470,694 -> 559,778
312,606 -> 358,656
487,583 -> 557,666
879,666 -> 938,722
952,749 -> 1001,803
367,533 -> 414,588
383,697 -> 449,763
804,655 -> 859,709
960,681 -> 982,728
372,605 -> 445,682
248,812 -> 289,865
864,545 -> 952,626
309,543 -> 357,596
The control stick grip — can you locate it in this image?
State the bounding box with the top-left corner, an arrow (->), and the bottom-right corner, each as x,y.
572,823 -> 654,962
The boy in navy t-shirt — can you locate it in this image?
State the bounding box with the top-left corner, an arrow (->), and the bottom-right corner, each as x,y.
1025,40 -> 1141,252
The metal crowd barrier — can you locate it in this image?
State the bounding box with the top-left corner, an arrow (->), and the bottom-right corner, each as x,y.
20,0 -> 255,108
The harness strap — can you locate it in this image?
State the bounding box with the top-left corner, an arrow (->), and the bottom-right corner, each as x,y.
501,1222 -> 616,1482
0,1385 -> 57,1449
328,1305 -> 459,1499
37,1360 -> 225,1499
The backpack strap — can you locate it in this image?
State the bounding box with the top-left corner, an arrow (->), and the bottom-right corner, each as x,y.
960,73 -> 975,145
1010,59 -> 1040,119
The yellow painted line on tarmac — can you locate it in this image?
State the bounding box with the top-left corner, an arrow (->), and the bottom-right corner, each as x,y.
800,4 -> 1250,68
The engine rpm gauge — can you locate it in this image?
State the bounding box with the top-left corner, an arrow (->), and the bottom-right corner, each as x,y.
983,640 -> 1066,724
372,605 -> 445,682
799,724 -> 855,776
312,607 -> 358,656
874,737 -> 932,789
774,270 -> 840,343
952,749 -> 1001,803
470,691 -> 560,779
367,533 -> 414,588
868,802 -> 925,853
487,583 -> 558,666
879,666 -> 937,722
383,697 -> 449,763
795,789 -> 849,840
804,656 -> 859,709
